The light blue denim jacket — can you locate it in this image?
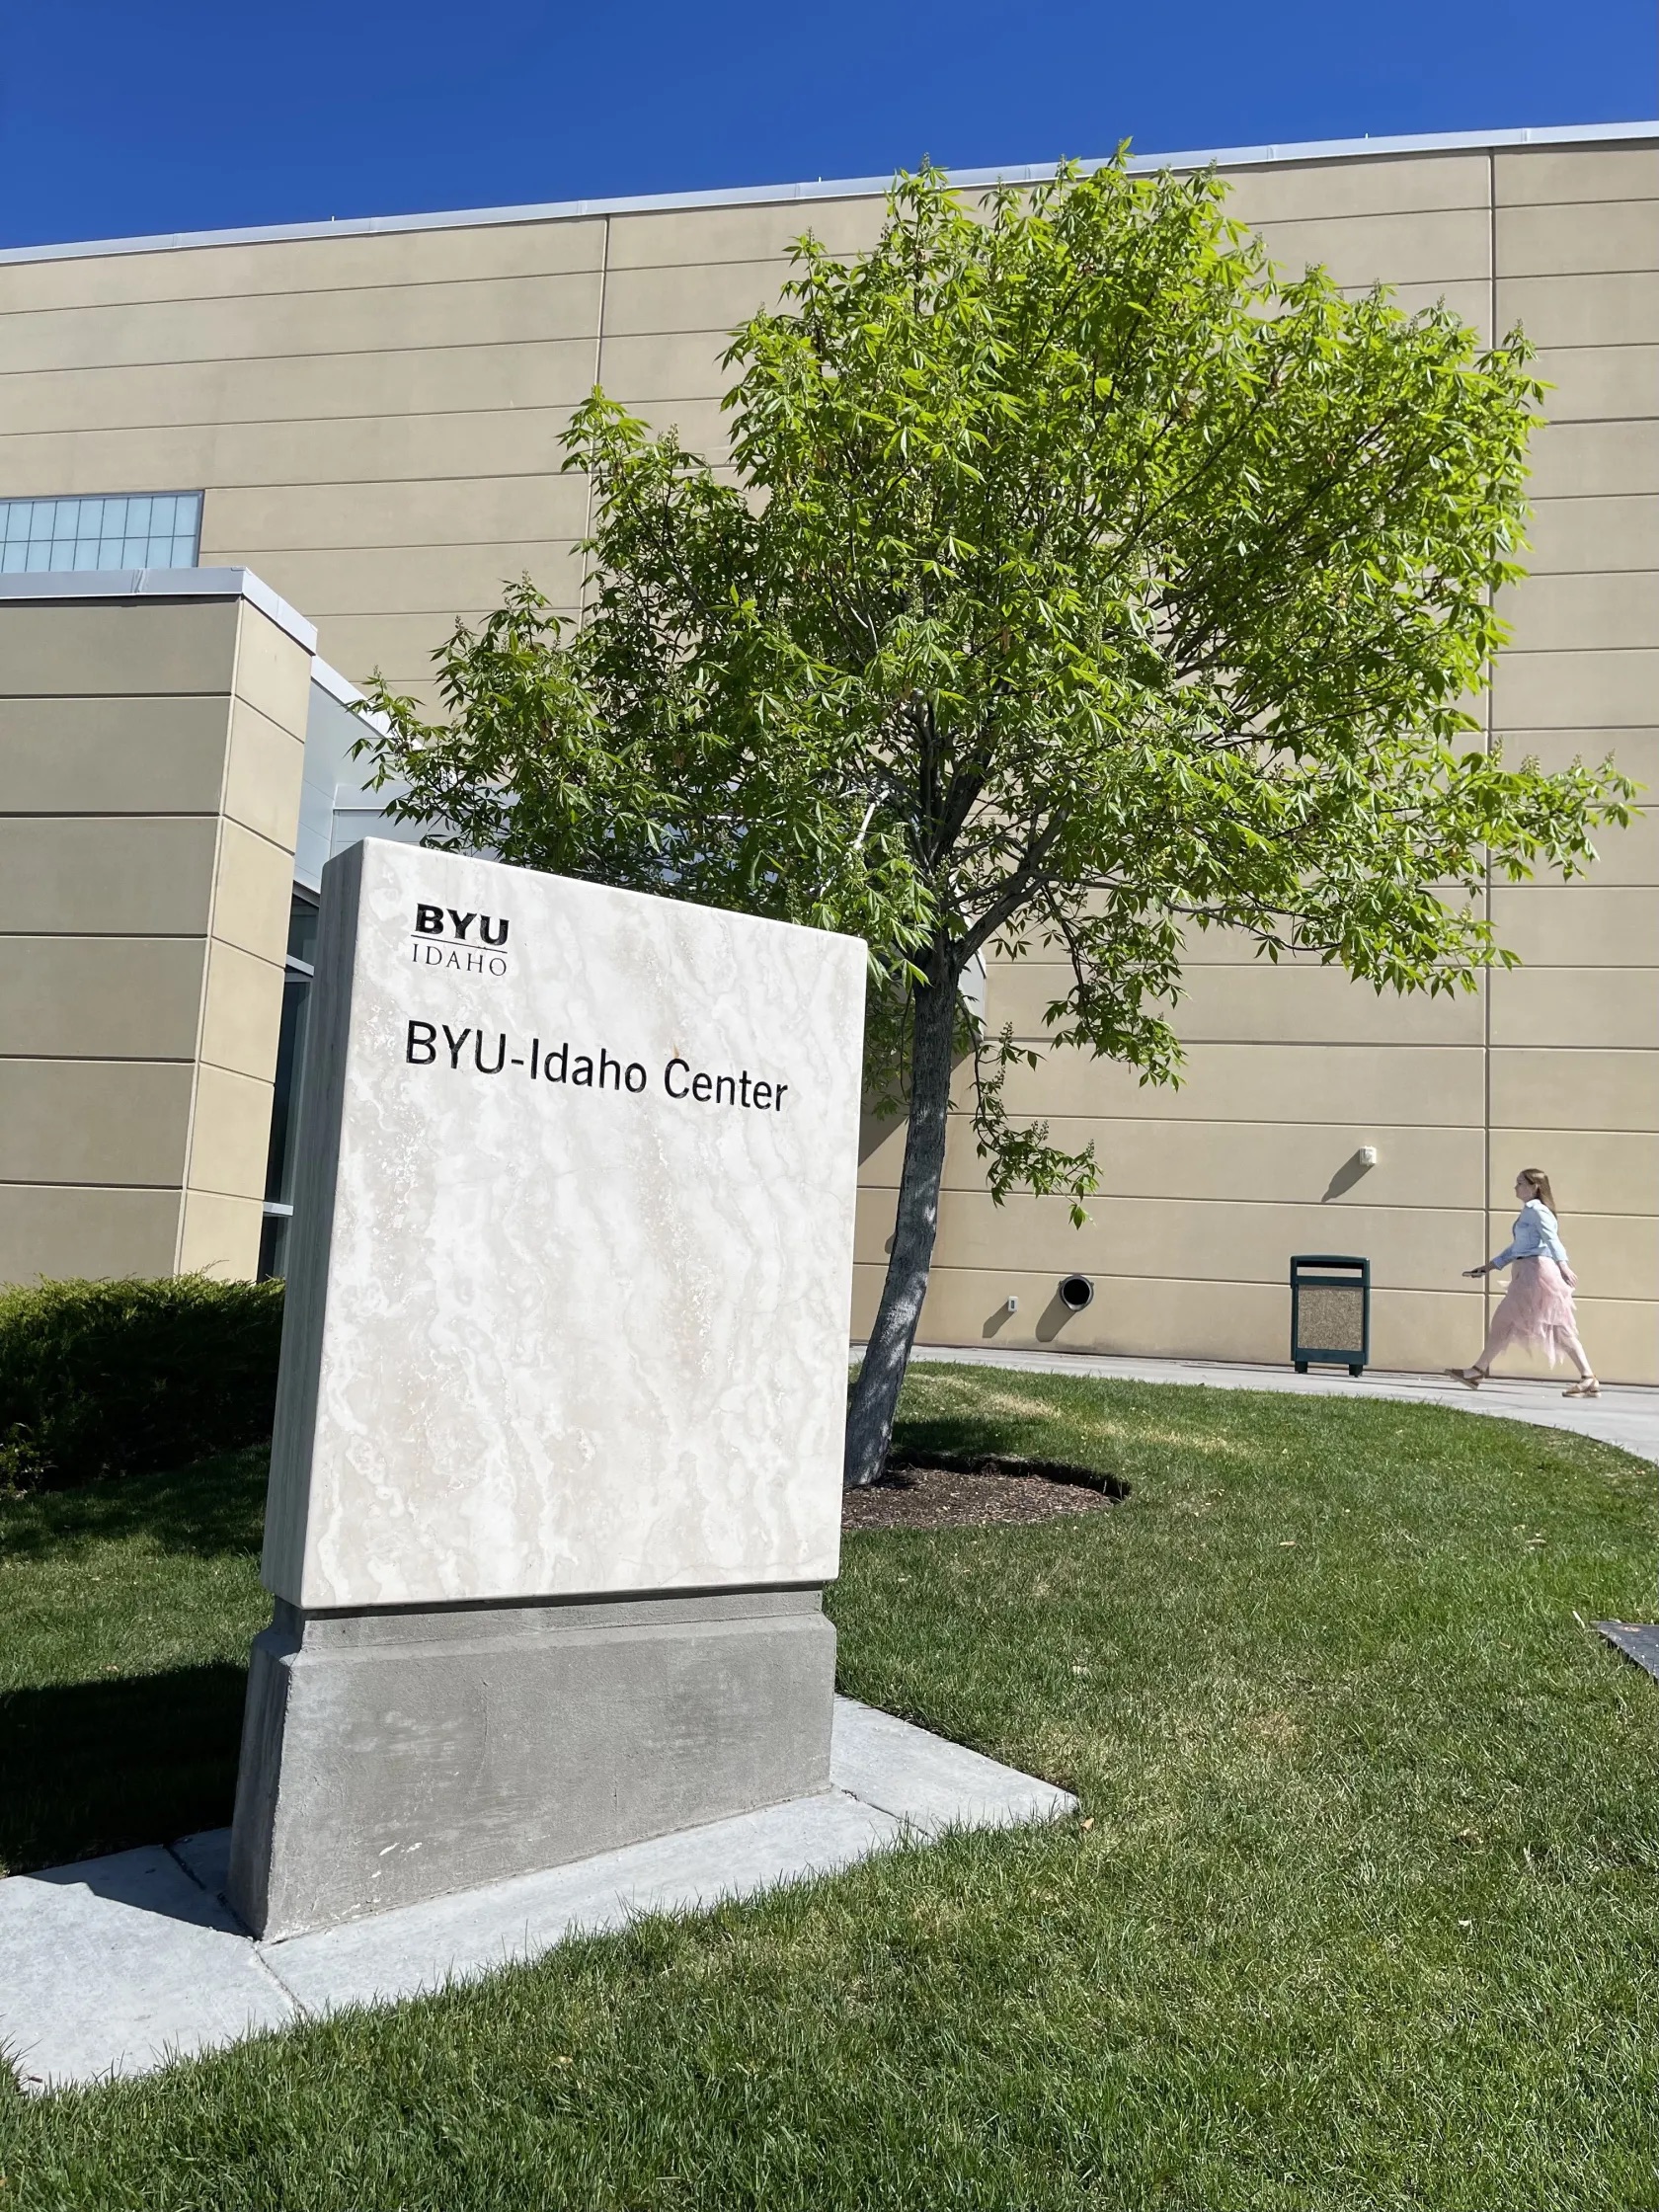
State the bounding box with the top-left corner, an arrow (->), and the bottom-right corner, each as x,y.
1489,1199 -> 1570,1272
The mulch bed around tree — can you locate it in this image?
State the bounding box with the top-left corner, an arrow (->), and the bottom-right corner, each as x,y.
843,1451 -> 1129,1533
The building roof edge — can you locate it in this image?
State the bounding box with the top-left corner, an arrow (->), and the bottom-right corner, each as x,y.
1,118 -> 1654,268
0,566 -> 318,652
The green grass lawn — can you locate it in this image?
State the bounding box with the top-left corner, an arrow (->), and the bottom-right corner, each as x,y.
4,1368 -> 1659,2209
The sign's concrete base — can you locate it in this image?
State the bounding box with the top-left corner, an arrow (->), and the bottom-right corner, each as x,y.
0,1698 -> 1076,2094
227,1587 -> 834,1939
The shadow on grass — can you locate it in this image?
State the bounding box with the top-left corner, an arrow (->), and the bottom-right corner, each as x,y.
0,1445 -> 269,1566
0,1661 -> 248,1875
892,1405 -> 1087,1465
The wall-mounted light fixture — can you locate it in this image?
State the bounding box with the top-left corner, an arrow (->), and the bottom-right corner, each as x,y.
1058,1275 -> 1094,1312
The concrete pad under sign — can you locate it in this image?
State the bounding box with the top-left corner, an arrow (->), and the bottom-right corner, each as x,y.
0,1698 -> 1074,2094
0,1845 -> 294,2094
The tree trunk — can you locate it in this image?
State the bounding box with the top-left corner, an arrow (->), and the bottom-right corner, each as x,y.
843,974 -> 959,1487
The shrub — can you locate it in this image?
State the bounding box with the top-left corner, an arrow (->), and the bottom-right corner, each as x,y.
0,1276 -> 284,1493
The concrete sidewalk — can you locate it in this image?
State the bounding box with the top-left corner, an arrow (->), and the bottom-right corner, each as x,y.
901,1343 -> 1659,1467
0,1698 -> 1074,2095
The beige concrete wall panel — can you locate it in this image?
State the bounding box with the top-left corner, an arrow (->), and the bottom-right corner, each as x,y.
0,423 -> 226,502
1167,898 -> 1654,960
1530,346 -> 1659,427
1091,1119 -> 1479,1211
1495,725 -> 1659,781
1497,571 -> 1659,654
230,606 -> 313,744
0,405 -> 591,501
198,939 -> 285,1083
208,818 -> 293,962
856,1263 -> 1489,1375
0,936 -> 206,1061
613,397 -> 735,457
0,1059 -> 193,1185
200,409 -> 584,495
308,608 -> 565,687
0,272 -> 606,377
1494,147 -> 1659,206
600,259 -> 791,341
0,341 -> 602,443
1524,496 -> 1659,576
1146,921 -> 1260,966
185,1061 -> 276,1201
1356,279 -> 1489,338
1497,200 -> 1659,278
595,332 -> 738,405
217,544 -> 585,626
993,1039 -> 1486,1128
1491,965 -> 1659,1049
606,198 -> 885,270
858,1183 -> 1482,1293
0,219 -> 607,316
1486,1130 -> 1659,1216
201,472 -> 592,553
1542,804 -> 1659,886
1498,273 -> 1659,351
1492,648 -> 1659,729
175,1188 -> 264,1281
0,695 -> 230,814
1219,153 -> 1488,225
1490,1047 -> 1659,1132
1484,1297 -> 1656,1382
1481,1210 -> 1658,1300
997,959 -> 1484,1047
222,699 -> 308,849
1247,206 -> 1489,288
1488,884 -> 1659,965
1531,420 -> 1659,500
0,817 -> 218,935
988,958 -> 1488,1044
859,1107 -> 1482,1210
0,598 -> 240,697
0,1184 -> 181,1289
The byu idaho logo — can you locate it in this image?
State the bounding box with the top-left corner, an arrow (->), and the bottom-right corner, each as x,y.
411,904 -> 511,976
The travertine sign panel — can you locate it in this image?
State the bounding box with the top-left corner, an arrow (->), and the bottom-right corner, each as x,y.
263,839 -> 865,1610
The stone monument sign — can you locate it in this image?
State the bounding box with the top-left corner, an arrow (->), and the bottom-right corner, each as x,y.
228,838 -> 866,1937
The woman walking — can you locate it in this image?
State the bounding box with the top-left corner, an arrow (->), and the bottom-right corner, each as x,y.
1453,1168 -> 1599,1396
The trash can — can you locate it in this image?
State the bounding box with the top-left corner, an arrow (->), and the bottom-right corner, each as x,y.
1290,1254 -> 1370,1377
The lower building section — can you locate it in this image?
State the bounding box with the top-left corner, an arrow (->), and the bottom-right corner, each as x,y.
862,1260 -> 1659,1386
855,999 -> 1659,1383
226,1586 -> 837,1940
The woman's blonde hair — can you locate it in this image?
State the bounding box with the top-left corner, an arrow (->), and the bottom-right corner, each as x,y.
1520,1167 -> 1558,1213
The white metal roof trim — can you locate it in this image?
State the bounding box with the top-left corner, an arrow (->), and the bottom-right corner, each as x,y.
0,566 -> 318,652
0,119 -> 1652,269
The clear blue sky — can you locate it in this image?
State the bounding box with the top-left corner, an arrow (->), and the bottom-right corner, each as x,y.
2,0 -> 1654,251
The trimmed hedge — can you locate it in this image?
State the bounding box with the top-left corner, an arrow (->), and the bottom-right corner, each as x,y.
0,1276 -> 284,1493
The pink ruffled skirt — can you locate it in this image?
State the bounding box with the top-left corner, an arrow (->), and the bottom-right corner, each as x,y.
1486,1255 -> 1579,1365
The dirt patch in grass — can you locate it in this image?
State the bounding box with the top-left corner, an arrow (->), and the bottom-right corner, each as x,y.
844,1451 -> 1127,1532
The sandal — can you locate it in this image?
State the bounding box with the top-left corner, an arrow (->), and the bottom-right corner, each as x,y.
1563,1378 -> 1601,1398
1447,1368 -> 1485,1389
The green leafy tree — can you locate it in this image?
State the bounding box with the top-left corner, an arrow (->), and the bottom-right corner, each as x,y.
356,161 -> 1632,1488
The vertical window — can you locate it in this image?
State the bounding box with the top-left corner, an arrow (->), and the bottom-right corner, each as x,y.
0,491 -> 202,575
260,892 -> 319,1281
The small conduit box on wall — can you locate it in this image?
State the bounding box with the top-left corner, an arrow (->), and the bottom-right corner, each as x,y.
1290,1255 -> 1371,1377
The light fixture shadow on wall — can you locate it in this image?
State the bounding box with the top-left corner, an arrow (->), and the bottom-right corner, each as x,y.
1322,1146 -> 1379,1203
